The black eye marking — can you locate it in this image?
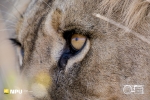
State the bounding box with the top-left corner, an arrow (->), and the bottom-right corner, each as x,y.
58,30 -> 87,70
10,38 -> 24,57
58,53 -> 72,70
10,38 -> 21,47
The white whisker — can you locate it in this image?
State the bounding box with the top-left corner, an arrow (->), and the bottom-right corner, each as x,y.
93,13 -> 150,45
0,10 -> 17,19
6,25 -> 16,28
42,0 -> 51,8
0,29 -> 15,32
0,4 -> 22,17
0,19 -> 16,25
0,3 -> 10,10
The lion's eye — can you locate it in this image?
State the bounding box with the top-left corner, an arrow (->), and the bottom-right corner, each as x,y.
71,34 -> 86,50
59,33 -> 87,69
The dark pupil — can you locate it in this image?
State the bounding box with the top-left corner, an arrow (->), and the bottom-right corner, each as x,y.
75,37 -> 78,41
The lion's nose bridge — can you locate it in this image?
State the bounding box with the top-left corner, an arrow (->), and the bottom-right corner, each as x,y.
23,32 -> 65,72
49,35 -> 66,63
22,48 -> 54,98
22,32 -> 65,96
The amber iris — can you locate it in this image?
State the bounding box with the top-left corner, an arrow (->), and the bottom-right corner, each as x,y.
71,34 -> 86,50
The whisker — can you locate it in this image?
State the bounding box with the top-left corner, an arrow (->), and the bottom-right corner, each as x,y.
0,10 -> 17,19
0,3 -> 10,10
42,0 -> 51,8
12,5 -> 23,18
0,19 -> 16,25
6,1 -> 24,18
93,13 -> 150,45
6,25 -> 16,28
16,0 -> 49,37
0,29 -> 15,32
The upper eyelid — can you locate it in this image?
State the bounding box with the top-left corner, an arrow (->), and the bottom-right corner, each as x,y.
63,29 -> 87,37
10,38 -> 22,47
62,28 -> 92,40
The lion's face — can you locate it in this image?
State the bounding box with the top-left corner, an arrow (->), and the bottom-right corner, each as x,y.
16,0 -> 150,100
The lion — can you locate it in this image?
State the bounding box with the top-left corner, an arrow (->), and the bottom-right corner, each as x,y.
4,0 -> 150,100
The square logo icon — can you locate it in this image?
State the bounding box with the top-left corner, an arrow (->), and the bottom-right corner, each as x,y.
4,89 -> 9,94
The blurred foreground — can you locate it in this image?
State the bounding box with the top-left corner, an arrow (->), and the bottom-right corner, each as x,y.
0,1 -> 32,99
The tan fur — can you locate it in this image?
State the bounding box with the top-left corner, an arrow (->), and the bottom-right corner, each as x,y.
11,0 -> 150,100
51,9 -> 62,31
